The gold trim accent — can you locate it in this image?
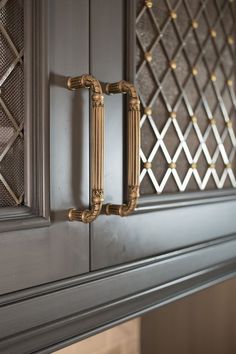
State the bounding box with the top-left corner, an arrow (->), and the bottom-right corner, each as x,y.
170,111 -> 177,119
192,67 -> 198,76
209,163 -> 215,169
210,29 -> 217,38
143,161 -> 152,169
145,0 -> 153,8
227,80 -> 233,87
101,80 -> 140,217
226,163 -> 232,169
226,120 -> 232,128
210,118 -> 216,125
228,36 -> 234,45
192,20 -> 199,29
170,11 -> 177,19
67,75 -> 105,223
144,107 -> 152,116
191,163 -> 197,169
170,61 -> 177,70
145,52 -> 153,62
211,74 -> 217,82
169,162 -> 176,169
191,115 -> 197,123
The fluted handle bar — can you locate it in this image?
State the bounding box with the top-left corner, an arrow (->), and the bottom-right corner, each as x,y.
67,74 -> 104,223
101,80 -> 140,217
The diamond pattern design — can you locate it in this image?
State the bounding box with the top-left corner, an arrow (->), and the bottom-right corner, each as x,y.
136,0 -> 236,194
0,0 -> 24,207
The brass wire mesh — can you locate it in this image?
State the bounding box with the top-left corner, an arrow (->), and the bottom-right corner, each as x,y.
136,0 -> 236,194
0,0 -> 24,207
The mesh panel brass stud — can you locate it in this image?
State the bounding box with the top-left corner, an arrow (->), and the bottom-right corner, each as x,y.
226,120 -> 232,128
144,107 -> 152,116
192,20 -> 199,29
170,61 -> 177,70
210,29 -> 217,38
169,162 -> 176,169
170,11 -> 177,19
191,163 -> 197,169
211,74 -> 217,82
192,67 -> 198,76
210,118 -> 216,125
145,0 -> 153,8
145,52 -> 153,62
226,163 -> 232,169
191,115 -> 197,123
209,163 -> 215,169
143,161 -> 152,169
227,80 -> 233,87
228,36 -> 234,45
170,111 -> 177,119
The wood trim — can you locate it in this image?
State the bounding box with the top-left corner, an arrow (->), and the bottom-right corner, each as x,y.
0,0 -> 50,232
136,189 -> 236,213
126,0 -> 136,84
0,235 -> 236,353
25,0 -> 50,217
0,232 -> 235,306
53,319 -> 141,354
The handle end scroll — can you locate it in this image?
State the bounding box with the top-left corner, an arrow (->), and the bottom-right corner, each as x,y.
104,185 -> 139,217
68,189 -> 104,223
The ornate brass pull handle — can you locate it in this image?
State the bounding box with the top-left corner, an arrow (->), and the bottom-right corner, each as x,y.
67,75 -> 104,223
101,80 -> 140,217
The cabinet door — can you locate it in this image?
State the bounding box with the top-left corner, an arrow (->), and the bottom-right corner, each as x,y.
0,0 -> 89,295
90,0 -> 236,270
1,1 -> 236,353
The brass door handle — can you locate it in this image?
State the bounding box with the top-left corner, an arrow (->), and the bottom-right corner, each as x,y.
101,80 -> 140,217
67,75 -> 104,223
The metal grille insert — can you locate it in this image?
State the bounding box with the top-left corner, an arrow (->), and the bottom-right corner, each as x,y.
0,0 -> 24,207
136,0 -> 236,194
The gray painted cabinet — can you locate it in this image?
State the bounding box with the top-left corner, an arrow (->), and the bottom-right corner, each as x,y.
0,0 -> 90,295
0,0 -> 236,353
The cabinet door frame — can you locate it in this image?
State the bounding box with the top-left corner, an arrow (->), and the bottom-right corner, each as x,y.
0,0 -> 50,233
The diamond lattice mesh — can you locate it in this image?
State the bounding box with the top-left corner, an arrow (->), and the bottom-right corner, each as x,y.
136,0 -> 236,194
0,0 -> 24,207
